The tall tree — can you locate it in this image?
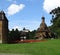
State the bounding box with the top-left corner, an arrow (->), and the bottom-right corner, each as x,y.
50,7 -> 60,37
8,29 -> 20,43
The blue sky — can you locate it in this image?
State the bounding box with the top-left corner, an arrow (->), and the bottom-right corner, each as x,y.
0,0 -> 60,31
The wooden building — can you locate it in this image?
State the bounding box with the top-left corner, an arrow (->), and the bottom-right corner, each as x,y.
35,16 -> 55,39
0,11 -> 8,43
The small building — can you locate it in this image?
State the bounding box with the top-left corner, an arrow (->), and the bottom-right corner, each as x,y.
35,16 -> 55,39
0,11 -> 8,43
20,28 -> 30,41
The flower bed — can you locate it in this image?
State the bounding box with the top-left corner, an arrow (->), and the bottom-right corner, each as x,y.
15,39 -> 46,43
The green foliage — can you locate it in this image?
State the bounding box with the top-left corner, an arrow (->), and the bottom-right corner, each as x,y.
8,28 -> 36,42
27,30 -> 36,39
50,7 -> 60,18
8,29 -> 20,42
50,7 -> 60,37
0,39 -> 60,55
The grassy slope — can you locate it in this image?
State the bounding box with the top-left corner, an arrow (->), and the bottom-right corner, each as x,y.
0,39 -> 60,55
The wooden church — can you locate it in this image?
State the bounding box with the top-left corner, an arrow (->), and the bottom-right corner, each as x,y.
35,16 -> 55,39
0,11 -> 8,43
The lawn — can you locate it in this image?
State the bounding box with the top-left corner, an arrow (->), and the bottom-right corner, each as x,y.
0,39 -> 60,55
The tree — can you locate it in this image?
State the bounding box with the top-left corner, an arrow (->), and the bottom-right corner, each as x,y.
50,7 -> 60,37
8,29 -> 20,43
27,30 -> 36,39
8,29 -> 15,42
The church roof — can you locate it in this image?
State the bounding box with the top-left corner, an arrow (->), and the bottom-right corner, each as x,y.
0,10 -> 8,21
37,16 -> 50,32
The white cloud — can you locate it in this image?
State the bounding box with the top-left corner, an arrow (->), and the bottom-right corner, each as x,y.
7,4 -> 25,16
9,20 -> 40,31
43,0 -> 60,13
13,26 -> 22,31
9,26 -> 22,31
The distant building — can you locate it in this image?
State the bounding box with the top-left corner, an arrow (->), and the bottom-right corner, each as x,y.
0,11 -> 8,43
20,28 -> 30,40
35,16 -> 55,39
22,28 -> 30,33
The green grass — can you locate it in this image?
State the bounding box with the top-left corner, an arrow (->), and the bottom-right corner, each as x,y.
0,39 -> 60,55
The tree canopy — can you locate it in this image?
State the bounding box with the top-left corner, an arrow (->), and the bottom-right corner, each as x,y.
50,7 -> 60,37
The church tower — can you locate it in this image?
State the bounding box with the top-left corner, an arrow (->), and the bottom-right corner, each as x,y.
0,11 -> 8,43
39,16 -> 49,32
35,16 -> 54,39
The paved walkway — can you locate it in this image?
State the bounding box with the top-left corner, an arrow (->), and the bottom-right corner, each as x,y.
0,53 -> 21,55
0,53 -> 31,55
